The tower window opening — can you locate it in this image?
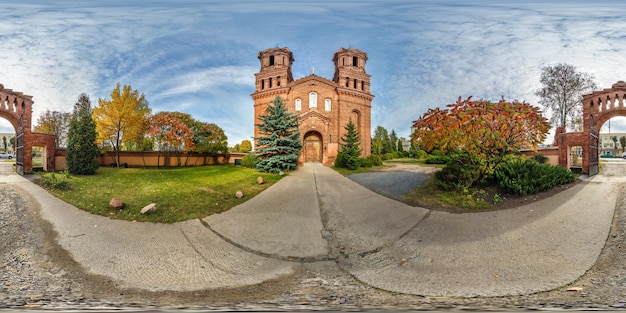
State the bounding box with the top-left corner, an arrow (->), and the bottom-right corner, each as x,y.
277,76 -> 281,87
345,77 -> 350,87
269,78 -> 273,88
352,56 -> 358,66
261,79 -> 265,90
269,55 -> 275,66
354,79 -> 357,89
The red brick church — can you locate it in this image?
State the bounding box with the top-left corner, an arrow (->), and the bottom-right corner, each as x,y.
252,47 -> 373,165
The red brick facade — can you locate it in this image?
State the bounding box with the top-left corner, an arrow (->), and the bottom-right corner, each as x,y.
556,81 -> 626,174
251,47 -> 373,165
0,84 -> 56,174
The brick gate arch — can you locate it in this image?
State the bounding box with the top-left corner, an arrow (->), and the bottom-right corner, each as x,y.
555,81 -> 626,175
0,84 -> 56,175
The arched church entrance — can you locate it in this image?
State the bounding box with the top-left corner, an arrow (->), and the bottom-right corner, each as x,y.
555,81 -> 626,175
0,84 -> 56,175
303,131 -> 323,163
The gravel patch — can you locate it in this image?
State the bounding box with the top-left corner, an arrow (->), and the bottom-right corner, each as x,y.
347,171 -> 430,200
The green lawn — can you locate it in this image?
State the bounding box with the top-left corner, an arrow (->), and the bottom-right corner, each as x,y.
37,165 -> 282,223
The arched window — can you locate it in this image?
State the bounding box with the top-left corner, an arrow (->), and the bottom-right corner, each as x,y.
325,99 -> 331,111
309,92 -> 317,109
295,98 -> 302,111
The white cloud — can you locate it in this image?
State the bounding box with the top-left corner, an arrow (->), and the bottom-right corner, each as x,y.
1,1 -> 626,145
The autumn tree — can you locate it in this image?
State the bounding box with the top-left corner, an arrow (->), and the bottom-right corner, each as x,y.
34,110 -> 72,148
93,83 -> 151,167
66,94 -> 99,175
255,96 -> 302,173
412,97 -> 550,172
335,120 -> 362,170
240,140 -> 252,152
192,121 -> 228,165
148,112 -> 194,167
535,63 -> 596,130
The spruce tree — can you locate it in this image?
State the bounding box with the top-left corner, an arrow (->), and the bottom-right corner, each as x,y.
255,96 -> 302,173
67,93 -> 100,175
335,120 -> 362,170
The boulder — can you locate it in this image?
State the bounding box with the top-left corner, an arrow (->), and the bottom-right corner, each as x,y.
235,191 -> 244,198
256,176 -> 265,185
140,203 -> 157,214
109,197 -> 124,209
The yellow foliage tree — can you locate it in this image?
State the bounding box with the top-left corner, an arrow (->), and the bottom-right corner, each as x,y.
93,83 -> 151,167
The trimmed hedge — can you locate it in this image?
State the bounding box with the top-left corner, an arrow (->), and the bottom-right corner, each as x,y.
494,159 -> 575,196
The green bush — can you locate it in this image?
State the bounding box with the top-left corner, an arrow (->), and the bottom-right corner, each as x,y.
494,159 -> 576,196
424,155 -> 450,164
38,172 -> 72,190
365,154 -> 383,166
335,150 -> 360,170
414,149 -> 428,159
359,158 -> 373,167
435,153 -> 485,191
381,153 -> 395,161
241,153 -> 259,168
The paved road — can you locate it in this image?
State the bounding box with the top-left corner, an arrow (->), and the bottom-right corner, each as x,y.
0,161 -> 619,297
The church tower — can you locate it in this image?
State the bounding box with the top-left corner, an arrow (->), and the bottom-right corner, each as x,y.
332,48 -> 371,93
254,47 -> 294,92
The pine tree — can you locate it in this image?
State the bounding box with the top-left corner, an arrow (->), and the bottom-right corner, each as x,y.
335,120 -> 362,170
67,94 -> 100,175
255,96 -> 302,173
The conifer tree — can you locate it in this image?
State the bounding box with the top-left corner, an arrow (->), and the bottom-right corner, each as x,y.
255,96 -> 302,173
67,94 -> 100,175
335,120 -> 361,170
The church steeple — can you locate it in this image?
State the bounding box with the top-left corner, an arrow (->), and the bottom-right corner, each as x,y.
255,47 -> 294,92
332,47 -> 371,93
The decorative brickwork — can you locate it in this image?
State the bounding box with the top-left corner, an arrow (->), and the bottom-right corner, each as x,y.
252,47 -> 373,165
0,84 -> 56,174
556,81 -> 626,175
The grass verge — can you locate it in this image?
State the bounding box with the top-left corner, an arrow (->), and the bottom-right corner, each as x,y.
35,165 -> 282,223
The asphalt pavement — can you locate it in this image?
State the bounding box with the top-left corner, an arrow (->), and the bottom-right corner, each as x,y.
0,161 -> 619,297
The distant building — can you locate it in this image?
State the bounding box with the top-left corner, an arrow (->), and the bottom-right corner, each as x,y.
252,47 -> 373,165
0,132 -> 15,154
599,132 -> 626,156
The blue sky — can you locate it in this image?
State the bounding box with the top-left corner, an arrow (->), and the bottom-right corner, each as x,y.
1,1 -> 626,145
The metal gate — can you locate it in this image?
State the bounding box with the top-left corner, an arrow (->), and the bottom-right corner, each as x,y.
588,127 -> 599,176
15,113 -> 24,175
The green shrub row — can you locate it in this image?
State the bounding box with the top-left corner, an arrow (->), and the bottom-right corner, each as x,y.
360,154 -> 383,167
424,155 -> 450,164
493,159 -> 576,196
435,153 -> 485,191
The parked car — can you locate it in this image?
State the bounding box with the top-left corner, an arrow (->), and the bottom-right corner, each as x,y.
622,152 -> 626,159
0,152 -> 15,159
